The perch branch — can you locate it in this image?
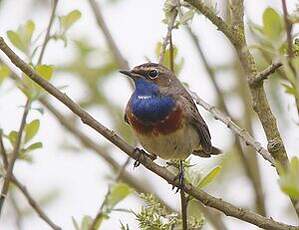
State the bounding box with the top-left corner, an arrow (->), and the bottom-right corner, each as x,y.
0,37 -> 298,230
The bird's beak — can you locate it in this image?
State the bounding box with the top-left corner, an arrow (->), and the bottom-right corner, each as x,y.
119,70 -> 139,80
119,70 -> 132,77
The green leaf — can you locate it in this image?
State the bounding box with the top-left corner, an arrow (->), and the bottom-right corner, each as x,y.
197,166 -> 221,188
35,65 -> 53,81
106,183 -> 132,209
7,20 -> 35,53
263,7 -> 283,41
25,142 -> 43,152
8,130 -> 18,146
60,10 -> 82,32
81,215 -> 93,230
279,157 -> 299,199
7,31 -> 25,52
0,64 -> 10,85
24,119 -> 40,143
281,83 -> 297,96
22,20 -> 35,46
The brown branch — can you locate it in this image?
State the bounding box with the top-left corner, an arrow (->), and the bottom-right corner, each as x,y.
189,90 -> 275,165
187,26 -> 267,216
249,61 -> 283,86
0,132 -> 8,169
281,0 -> 294,59
11,176 -> 61,230
88,0 -> 128,69
0,99 -> 31,217
37,0 -> 59,65
0,37 -> 298,230
186,0 -> 299,216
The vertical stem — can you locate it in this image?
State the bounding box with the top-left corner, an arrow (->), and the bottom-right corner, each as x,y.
37,0 -> 59,65
179,161 -> 187,230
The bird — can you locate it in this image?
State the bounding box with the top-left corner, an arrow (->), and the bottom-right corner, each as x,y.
120,63 -> 221,187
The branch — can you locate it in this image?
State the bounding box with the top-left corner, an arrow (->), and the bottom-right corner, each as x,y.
158,7 -> 178,64
281,0 -> 294,59
11,176 -> 61,230
189,90 -> 275,165
187,26 -> 267,216
0,99 -> 31,217
249,61 -> 283,86
88,0 -> 128,69
185,0 -> 240,45
0,37 -> 298,230
37,0 -> 59,65
186,0 -> 299,216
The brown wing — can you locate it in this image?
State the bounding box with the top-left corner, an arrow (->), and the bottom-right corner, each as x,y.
178,88 -> 212,153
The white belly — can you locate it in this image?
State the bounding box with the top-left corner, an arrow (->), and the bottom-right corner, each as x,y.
135,125 -> 199,160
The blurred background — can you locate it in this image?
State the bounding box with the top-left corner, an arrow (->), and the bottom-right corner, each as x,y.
0,0 -> 298,229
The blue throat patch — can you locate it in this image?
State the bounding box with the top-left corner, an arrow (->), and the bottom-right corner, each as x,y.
131,79 -> 175,123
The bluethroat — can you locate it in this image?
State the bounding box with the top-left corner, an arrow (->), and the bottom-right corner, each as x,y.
120,63 -> 221,187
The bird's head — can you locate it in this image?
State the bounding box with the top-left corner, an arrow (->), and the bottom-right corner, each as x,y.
119,63 -> 175,89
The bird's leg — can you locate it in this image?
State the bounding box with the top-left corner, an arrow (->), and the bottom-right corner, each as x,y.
133,147 -> 156,168
172,160 -> 185,193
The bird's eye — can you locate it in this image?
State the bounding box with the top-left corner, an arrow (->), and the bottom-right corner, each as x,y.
148,70 -> 159,79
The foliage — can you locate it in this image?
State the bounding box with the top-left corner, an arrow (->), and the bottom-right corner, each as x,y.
279,157 -> 299,199
135,193 -> 204,230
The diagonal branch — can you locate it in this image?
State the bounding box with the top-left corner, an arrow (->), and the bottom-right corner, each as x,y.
0,37 -> 298,230
11,176 -> 61,230
0,99 -> 31,217
88,0 -> 128,69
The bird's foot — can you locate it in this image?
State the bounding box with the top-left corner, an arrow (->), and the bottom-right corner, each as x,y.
172,160 -> 185,193
133,148 -> 156,168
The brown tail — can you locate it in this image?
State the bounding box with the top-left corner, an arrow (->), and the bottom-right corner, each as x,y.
193,146 -> 222,158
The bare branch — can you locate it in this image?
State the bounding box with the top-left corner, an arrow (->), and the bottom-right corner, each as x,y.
0,99 -> 31,217
249,62 -> 283,86
88,0 -> 128,69
189,91 -> 275,165
37,0 -> 59,65
11,176 -> 61,230
0,37 -> 298,230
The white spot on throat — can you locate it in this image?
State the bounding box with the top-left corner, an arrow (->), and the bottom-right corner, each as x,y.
138,95 -> 152,99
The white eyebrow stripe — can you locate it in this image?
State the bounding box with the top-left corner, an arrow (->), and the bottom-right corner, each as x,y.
138,95 -> 152,99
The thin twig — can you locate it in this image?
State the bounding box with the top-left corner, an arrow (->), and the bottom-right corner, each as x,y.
187,26 -> 267,216
0,37 -> 298,230
249,61 -> 283,86
159,8 -> 178,64
11,176 -> 61,230
88,0 -> 128,69
0,99 -> 31,217
89,157 -> 131,230
281,0 -> 299,117
0,132 -> 8,168
37,0 -> 59,65
189,90 -> 275,165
